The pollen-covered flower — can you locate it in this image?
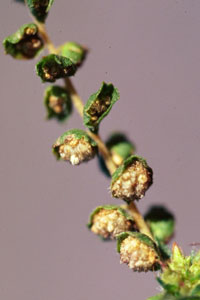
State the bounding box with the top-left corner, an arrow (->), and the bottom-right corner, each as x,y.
88,205 -> 134,239
117,232 -> 160,272
52,129 -> 97,165
111,155 -> 153,202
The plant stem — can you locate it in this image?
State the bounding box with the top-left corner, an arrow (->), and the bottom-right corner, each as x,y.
128,202 -> 154,240
36,22 -> 57,54
37,22 -> 153,241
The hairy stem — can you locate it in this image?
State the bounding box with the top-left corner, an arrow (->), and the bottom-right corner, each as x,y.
36,21 -> 153,241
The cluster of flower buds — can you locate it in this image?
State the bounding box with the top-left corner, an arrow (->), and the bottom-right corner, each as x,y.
3,23 -> 43,59
111,155 -> 153,202
53,129 -> 97,165
117,232 -> 160,272
150,243 -> 200,299
44,85 -> 72,121
88,205 -> 134,239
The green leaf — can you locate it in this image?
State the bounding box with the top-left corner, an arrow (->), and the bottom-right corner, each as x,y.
147,295 -> 164,300
3,23 -> 43,59
83,82 -> 119,132
147,293 -> 200,300
178,297 -> 200,300
156,239 -> 172,261
145,205 -> 175,243
60,41 -> 88,67
191,284 -> 200,296
36,54 -> 77,82
157,278 -> 179,296
44,85 -> 72,122
26,0 -> 54,23
147,293 -> 170,300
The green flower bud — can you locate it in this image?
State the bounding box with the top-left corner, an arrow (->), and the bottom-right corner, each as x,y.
52,129 -> 97,165
111,155 -> 153,202
3,23 -> 43,59
60,42 -> 87,67
83,82 -> 120,132
98,132 -> 135,178
88,205 -> 134,240
145,205 -> 175,244
117,232 -> 160,272
44,85 -> 72,121
158,243 -> 200,297
36,54 -> 77,82
26,0 -> 54,23
106,132 -> 135,166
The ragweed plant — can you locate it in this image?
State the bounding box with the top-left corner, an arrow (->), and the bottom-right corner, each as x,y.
3,1 -> 200,300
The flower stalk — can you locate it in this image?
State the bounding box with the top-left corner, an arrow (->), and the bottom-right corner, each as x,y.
35,19 -> 153,240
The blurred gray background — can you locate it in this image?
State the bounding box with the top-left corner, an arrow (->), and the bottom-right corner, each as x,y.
1,1 -> 200,299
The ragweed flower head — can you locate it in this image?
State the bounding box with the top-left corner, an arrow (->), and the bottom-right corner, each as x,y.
111,155 -> 153,202
36,54 -> 77,83
88,205 -> 134,239
3,23 -> 43,59
117,232 -> 160,272
83,82 -> 119,132
52,129 -> 97,165
26,0 -> 54,23
44,85 -> 72,121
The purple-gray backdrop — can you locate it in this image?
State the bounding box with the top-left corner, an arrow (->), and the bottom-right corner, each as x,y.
1,1 -> 200,299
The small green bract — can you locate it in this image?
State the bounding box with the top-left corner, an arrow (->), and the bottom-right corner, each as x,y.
3,23 -> 43,59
